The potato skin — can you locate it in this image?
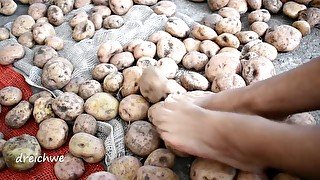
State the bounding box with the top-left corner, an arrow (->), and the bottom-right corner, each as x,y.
103,15 -> 124,29
52,92 -> 84,121
119,94 -> 150,122
33,97 -> 55,123
165,17 -> 190,38
215,33 -> 240,48
191,24 -> 218,41
201,14 -> 223,29
215,17 -> 241,35
248,9 -> 271,24
72,20 -> 95,41
2,134 -> 41,171
125,121 -> 160,157
33,46 -> 58,68
18,32 -> 35,48
133,41 -> 157,59
84,92 -> 119,121
32,22 -> 56,44
47,5 -> 64,26
97,40 -> 123,63
87,172 -> 117,180
180,72 -> 209,91
199,40 -> 220,58
157,37 -> 187,64
73,114 -> 97,135
0,27 -> 10,41
211,73 -> 246,93
109,0 -> 133,15
28,3 -> 47,20
248,42 -> 278,60
36,118 -> 68,149
190,158 -> 236,180
0,86 -> 23,106
121,66 -> 143,97
103,72 -> 123,93
69,132 -> 106,163
0,43 -> 25,66
136,165 -> 178,180
5,100 -> 33,129
12,15 -> 35,37
78,80 -> 103,100
110,52 -> 135,70
54,153 -> 85,180
63,76 -> 87,94
144,148 -> 175,168
92,63 -> 117,81
108,156 -> 142,180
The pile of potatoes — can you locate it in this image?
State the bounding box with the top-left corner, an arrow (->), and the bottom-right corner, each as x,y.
1,0 -> 320,179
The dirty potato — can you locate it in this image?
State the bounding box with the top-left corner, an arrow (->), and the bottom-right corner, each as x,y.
248,42 -> 278,60
119,94 -> 150,122
183,38 -> 201,52
54,153 -> 85,180
136,57 -> 157,69
0,86 -> 22,106
133,41 -> 157,59
53,0 -> 74,14
201,13 -> 223,29
144,148 -> 175,168
248,9 -> 271,24
33,97 -> 55,123
89,13 -> 103,30
148,31 -> 171,44
121,66 -> 143,97
103,72 -> 123,93
283,1 -> 307,19
298,8 -> 320,28
125,121 -> 161,156
0,0 -> 17,15
211,73 -> 246,92
263,0 -> 283,13
180,71 -> 209,91
207,0 -> 229,11
29,91 -> 52,104
215,33 -> 240,48
153,1 -> 176,17
28,3 -> 47,20
0,43 -> 25,65
215,17 -> 241,34
87,172 -> 117,180
292,20 -> 311,36
32,22 -> 56,44
63,76 -> 87,94
109,0 -> 133,15
18,32 -> 35,48
165,17 -> 190,38
45,36 -> 64,50
199,40 -> 220,58
191,24 -> 218,40
156,58 -> 178,79
73,114 -> 97,135
47,5 -> 64,26
74,0 -> 90,8
246,0 -> 262,10
109,156 -> 142,180
11,15 -> 35,37
227,0 -> 248,14
103,15 -> 124,29
36,118 -> 68,149
235,31 -> 259,44
157,37 -> 187,64
52,92 -> 84,121
136,165 -> 178,180
72,20 -> 95,41
97,40 -> 123,63
78,80 -> 103,100
250,21 -> 269,36
5,100 -> 33,129
0,27 -> 10,40
91,5 -> 111,17
92,63 -> 118,81
70,10 -> 88,27
182,51 -> 209,71
218,7 -> 240,19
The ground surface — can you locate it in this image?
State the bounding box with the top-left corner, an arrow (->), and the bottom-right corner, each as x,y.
1,1 -> 320,179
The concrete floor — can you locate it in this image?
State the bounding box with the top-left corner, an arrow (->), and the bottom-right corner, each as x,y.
1,2 -> 320,179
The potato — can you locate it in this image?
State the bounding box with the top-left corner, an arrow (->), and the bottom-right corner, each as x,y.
32,22 -> 56,44
91,5 -> 111,17
215,17 -> 241,34
215,33 -> 240,48
157,37 -> 187,64
263,0 -> 283,13
124,39 -> 144,52
219,47 -> 241,57
70,10 -> 88,27
0,132 -> 4,140
78,80 -> 103,100
166,80 -> 187,95
201,13 -> 223,29
0,0 -> 17,15
133,0 -> 157,5
144,148 -> 175,168
36,118 -> 68,149
0,27 -> 10,41
45,36 -> 64,51
119,95 -> 150,122
248,9 -> 271,24
103,15 -> 124,29
0,43 -> 25,66
285,112 -> 317,125
72,20 -> 95,41
273,173 -> 300,180
242,55 -> 276,85
11,15 -> 35,37
53,0 -> 74,14
125,121 -> 160,156
180,71 -> 209,91
87,172 -> 117,180
136,165 -> 178,180
47,5 -> 64,26
84,92 -> 119,121
148,31 -> 171,44
0,139 -> 6,154
156,58 -> 178,79
0,86 -> 22,106
103,72 -> 123,93
97,40 -> 123,63
29,0 -> 52,4
165,17 -> 190,38
73,114 -> 97,135
191,24 -> 218,40
109,156 -> 142,180
29,91 -> 52,104
199,40 -> 220,58
136,57 -> 157,69
205,52 -> 241,82
250,21 -> 269,36
92,0 -> 107,5
74,0 -> 90,8
182,51 -> 209,71
237,171 -> 268,180
92,63 -> 117,81
133,41 -> 157,59
248,42 -> 278,60
5,100 -> 33,129
310,0 -> 320,8
41,57 -> 73,90
292,20 -> 311,36
265,25 -> 302,52
246,0 -> 262,10
90,13 -> 103,30
69,132 -> 105,163
218,7 -> 240,19
283,1 -> 306,19
54,153 -> 85,180
190,158 -> 236,180
211,73 -> 246,92
0,157 -> 5,170
109,0 -> 133,15
33,97 -> 55,123
298,8 -> 320,28
52,92 -> 84,121
63,76 -> 87,94
227,0 -> 248,14
183,38 -> 201,52
18,32 -> 34,48
153,1 -> 176,17
3,134 -> 41,171
28,3 -> 47,20
235,31 -> 259,44
121,66 -> 143,97
36,17 -> 48,23
207,0 -> 229,11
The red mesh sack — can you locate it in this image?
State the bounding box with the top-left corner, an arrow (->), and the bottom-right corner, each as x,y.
0,65 -> 104,180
